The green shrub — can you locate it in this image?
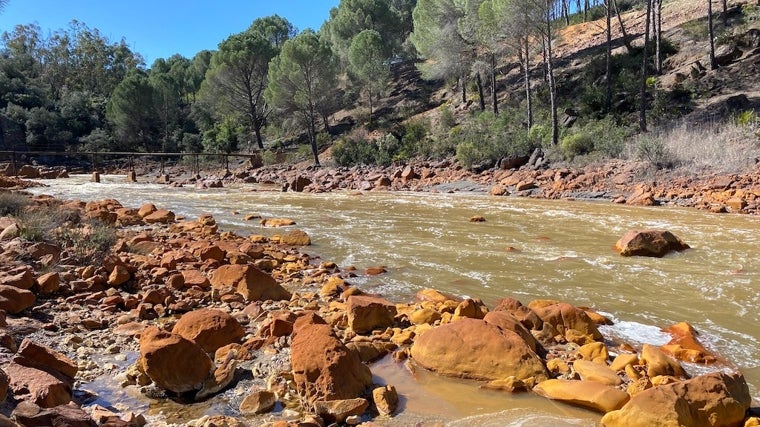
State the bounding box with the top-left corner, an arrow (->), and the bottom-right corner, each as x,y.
261,150 -> 277,166
0,192 -> 31,217
636,134 -> 674,169
454,111 -> 539,169
560,117 -> 629,160
439,105 -> 456,130
397,118 -> 431,161
332,134 -> 380,166
735,110 -> 759,127
560,132 -> 595,159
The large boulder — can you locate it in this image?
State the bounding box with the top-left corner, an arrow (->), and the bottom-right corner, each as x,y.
14,339 -> 78,379
171,309 -> 245,354
0,267 -> 35,289
346,295 -> 397,334
534,379 -> 630,413
615,230 -> 690,257
11,401 -> 96,427
0,284 -> 35,314
290,314 -> 372,403
410,318 -> 548,382
210,265 -> 291,302
143,209 -> 175,224
5,362 -> 73,408
139,326 -> 214,393
601,372 -> 750,427
279,230 -> 311,246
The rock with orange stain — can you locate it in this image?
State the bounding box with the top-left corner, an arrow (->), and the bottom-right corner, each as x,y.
660,322 -> 717,364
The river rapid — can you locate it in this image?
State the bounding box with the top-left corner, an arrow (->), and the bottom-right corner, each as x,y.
28,174 -> 760,425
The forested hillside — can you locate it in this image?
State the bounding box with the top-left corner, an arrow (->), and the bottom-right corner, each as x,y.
1,0 -> 758,173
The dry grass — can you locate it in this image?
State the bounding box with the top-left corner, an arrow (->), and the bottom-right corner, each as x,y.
627,118 -> 760,174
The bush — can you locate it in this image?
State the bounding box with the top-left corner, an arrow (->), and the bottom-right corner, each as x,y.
439,105 -> 456,130
332,133 -> 380,166
397,118 -> 431,161
636,134 -> 674,169
18,205 -> 80,243
735,110 -> 759,128
261,150 -> 277,166
454,111 -> 539,170
56,219 -> 117,264
560,117 -> 629,159
0,192 -> 31,217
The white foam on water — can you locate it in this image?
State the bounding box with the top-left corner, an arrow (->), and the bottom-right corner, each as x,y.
599,321 -> 671,346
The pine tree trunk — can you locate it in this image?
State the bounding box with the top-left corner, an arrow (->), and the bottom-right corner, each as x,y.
322,113 -> 331,134
308,105 -> 320,166
546,0 -> 559,145
476,73 -> 485,111
523,38 -> 534,132
491,54 -> 499,115
722,0 -> 728,27
368,88 -> 374,125
655,0 -> 662,75
461,76 -> 467,103
709,0 -> 717,69
254,126 -> 264,150
639,0 -> 652,132
563,0 -> 570,25
613,0 -> 634,53
584,0 -> 589,21
606,0 -> 613,113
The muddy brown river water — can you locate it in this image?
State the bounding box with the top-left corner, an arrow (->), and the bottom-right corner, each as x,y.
29,174 -> 760,425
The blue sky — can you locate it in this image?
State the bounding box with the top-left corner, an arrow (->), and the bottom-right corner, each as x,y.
0,0 -> 340,65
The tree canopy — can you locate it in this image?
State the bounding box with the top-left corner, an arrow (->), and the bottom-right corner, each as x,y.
265,30 -> 339,165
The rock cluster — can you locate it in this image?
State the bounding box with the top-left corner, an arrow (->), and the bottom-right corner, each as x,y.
221,157 -> 760,216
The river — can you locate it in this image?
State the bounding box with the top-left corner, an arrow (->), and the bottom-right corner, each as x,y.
28,174 -> 760,425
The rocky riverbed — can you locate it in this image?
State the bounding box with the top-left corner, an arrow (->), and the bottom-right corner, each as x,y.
0,184 -> 757,426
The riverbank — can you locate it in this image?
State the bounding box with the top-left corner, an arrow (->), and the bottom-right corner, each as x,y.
0,186 -> 758,426
227,156 -> 760,215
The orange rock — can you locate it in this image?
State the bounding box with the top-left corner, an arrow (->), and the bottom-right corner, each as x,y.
172,309 -> 245,354
143,209 -> 175,224
37,271 -> 61,294
139,326 -> 214,393
534,379 -> 629,413
259,218 -> 296,227
601,372 -> 750,427
640,344 -> 686,378
0,285 -> 35,314
661,322 -> 716,364
346,295 -> 397,334
280,230 -> 311,246
410,318 -> 548,382
209,264 -> 291,302
291,316 -> 372,403
181,269 -> 210,289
